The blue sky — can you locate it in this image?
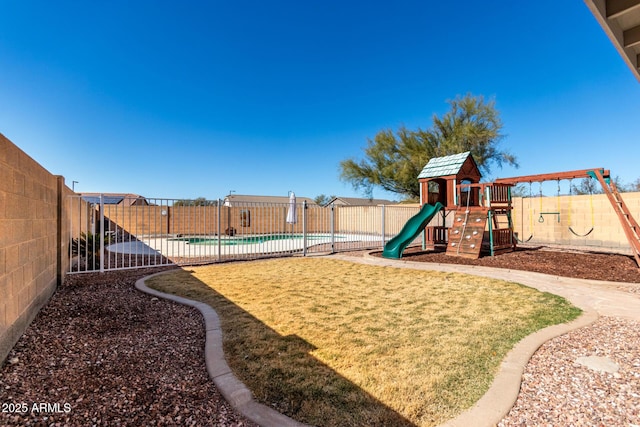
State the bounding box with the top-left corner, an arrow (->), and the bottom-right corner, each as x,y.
1,1 -> 638,201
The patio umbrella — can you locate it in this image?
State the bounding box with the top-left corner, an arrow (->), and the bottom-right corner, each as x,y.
286,192 -> 297,227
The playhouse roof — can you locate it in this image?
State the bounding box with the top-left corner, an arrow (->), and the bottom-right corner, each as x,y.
418,151 -> 476,179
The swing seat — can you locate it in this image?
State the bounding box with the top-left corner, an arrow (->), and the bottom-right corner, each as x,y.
569,227 -> 594,237
514,234 -> 533,243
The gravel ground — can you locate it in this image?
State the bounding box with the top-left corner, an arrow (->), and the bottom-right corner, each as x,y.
1,249 -> 639,426
0,268 -> 257,427
499,316 -> 640,427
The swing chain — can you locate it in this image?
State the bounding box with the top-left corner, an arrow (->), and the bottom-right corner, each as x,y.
568,177 -> 595,237
538,182 -> 544,223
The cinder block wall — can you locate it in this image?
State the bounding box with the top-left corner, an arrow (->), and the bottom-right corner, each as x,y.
0,134 -> 73,364
103,205 -> 169,236
101,204 -> 425,238
512,192 -> 640,252
336,205 -> 421,235
102,204 -> 336,236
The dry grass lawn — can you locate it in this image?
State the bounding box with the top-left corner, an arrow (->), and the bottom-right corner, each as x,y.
147,257 -> 580,426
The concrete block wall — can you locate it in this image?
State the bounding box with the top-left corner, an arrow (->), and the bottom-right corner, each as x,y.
67,195 -> 94,241
512,192 -> 640,252
103,205 -> 169,237
220,205 -> 332,235
335,205 -> 378,234
102,204 -> 335,237
81,192 -> 640,258
0,133 -> 75,364
335,205 -> 421,235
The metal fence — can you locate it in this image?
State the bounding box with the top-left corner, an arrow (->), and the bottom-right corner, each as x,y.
68,196 -> 420,273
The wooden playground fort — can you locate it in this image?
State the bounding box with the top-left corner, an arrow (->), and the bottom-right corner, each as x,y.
405,152 -> 640,267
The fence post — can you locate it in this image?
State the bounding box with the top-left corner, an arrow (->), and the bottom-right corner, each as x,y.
330,203 -> 335,253
56,176 -> 64,285
99,194 -> 105,273
303,200 -> 308,256
217,199 -> 222,262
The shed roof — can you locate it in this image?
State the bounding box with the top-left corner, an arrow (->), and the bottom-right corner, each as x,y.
417,152 -> 473,179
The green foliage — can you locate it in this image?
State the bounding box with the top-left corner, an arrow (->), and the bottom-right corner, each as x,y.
313,194 -> 336,206
570,176 -> 632,195
612,176 -> 635,193
570,178 -> 601,195
71,231 -> 111,270
340,94 -> 517,199
510,184 -> 530,198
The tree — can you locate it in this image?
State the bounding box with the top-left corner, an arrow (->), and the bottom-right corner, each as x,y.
510,184 -> 530,198
339,94 -> 517,199
611,176 -> 627,192
314,194 -> 336,206
174,197 -> 217,206
570,178 -> 602,195
570,176 -> 632,194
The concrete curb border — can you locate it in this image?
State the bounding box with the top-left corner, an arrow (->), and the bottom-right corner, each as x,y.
135,271 -> 309,427
440,310 -> 598,427
135,255 -> 608,427
350,252 -> 601,427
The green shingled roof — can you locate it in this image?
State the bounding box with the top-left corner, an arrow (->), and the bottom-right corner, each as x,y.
417,151 -> 472,179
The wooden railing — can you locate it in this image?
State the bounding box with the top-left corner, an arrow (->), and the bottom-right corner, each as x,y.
489,185 -> 511,204
425,226 -> 448,246
492,228 -> 513,248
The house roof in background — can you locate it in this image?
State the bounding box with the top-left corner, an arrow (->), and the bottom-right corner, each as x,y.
223,194 -> 316,205
418,152 -> 474,179
327,197 -> 396,206
80,193 -> 148,206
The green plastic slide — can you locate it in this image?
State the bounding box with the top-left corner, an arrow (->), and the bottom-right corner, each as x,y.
382,202 -> 444,259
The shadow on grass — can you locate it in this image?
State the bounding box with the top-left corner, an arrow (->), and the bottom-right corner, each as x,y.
152,269 -> 418,427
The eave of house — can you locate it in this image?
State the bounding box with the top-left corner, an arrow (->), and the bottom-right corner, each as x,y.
584,0 -> 640,82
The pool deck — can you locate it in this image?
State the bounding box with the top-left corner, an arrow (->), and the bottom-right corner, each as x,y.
107,234 -> 384,258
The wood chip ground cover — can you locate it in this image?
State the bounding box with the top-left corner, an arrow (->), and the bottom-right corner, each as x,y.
395,246 -> 640,284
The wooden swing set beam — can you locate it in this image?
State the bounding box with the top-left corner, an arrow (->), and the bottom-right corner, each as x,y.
494,168 -> 610,185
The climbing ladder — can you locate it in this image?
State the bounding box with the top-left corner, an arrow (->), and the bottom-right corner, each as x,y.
446,208 -> 488,259
592,169 -> 640,267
